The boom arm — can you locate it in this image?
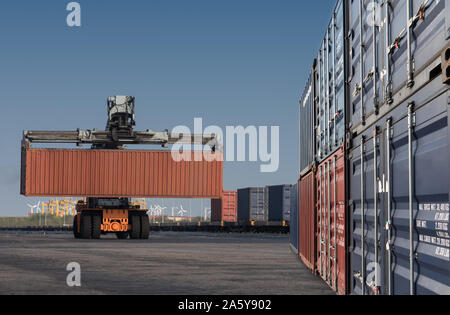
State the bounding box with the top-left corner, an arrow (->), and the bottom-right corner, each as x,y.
22,96 -> 221,151
22,129 -> 220,151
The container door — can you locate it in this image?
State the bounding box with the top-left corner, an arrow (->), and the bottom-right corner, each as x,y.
316,149 -> 347,294
351,91 -> 450,295
283,185 -> 291,222
385,93 -> 450,295
250,188 -> 268,222
348,0 -> 449,132
350,127 -> 385,295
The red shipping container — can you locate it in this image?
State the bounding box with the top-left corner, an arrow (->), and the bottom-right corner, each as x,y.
298,171 -> 316,272
211,191 -> 237,223
21,148 -> 223,199
315,147 -> 346,295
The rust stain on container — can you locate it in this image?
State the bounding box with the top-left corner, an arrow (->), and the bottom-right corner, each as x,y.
21,149 -> 223,199
211,191 -> 237,223
298,171 -> 317,273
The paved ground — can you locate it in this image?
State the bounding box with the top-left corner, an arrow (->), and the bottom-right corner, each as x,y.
0,231 -> 334,295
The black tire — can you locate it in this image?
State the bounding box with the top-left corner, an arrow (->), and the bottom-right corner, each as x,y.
116,232 -> 129,239
130,215 -> 141,239
140,215 -> 150,240
80,214 -> 92,239
92,214 -> 102,239
73,215 -> 81,239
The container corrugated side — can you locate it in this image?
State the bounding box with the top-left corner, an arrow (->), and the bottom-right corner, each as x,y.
298,171 -> 317,272
211,191 -> 237,223
290,183 -> 299,254
299,63 -> 316,177
316,147 -> 347,295
21,149 -> 223,199
350,82 -> 450,295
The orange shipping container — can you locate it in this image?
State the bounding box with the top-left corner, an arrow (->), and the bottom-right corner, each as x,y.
315,147 -> 347,295
211,191 -> 237,223
21,149 -> 223,198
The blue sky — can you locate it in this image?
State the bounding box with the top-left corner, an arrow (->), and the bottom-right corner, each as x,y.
0,0 -> 336,216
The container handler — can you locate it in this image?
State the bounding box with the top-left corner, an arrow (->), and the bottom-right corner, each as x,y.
22,96 -> 220,239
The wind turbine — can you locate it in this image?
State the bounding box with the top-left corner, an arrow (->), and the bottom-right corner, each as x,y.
171,206 -> 179,217
178,205 -> 188,217
155,205 -> 166,217
156,205 -> 167,223
204,207 -> 211,221
27,201 -> 41,215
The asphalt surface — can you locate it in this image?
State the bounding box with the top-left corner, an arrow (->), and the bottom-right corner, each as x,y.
0,231 -> 334,295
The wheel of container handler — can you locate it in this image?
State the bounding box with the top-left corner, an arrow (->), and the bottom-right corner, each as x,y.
80,214 -> 92,239
92,214 -> 101,239
130,215 -> 141,239
140,215 -> 150,240
73,215 -> 81,239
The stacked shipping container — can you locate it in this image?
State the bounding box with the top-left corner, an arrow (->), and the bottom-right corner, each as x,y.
295,0 -> 450,295
297,0 -> 348,295
268,185 -> 292,222
237,188 -> 269,223
211,191 -> 238,223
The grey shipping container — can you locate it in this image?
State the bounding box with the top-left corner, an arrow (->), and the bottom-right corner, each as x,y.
299,63 -> 316,177
290,183 -> 299,254
268,185 -> 291,222
237,188 -> 269,223
349,83 -> 450,295
315,0 -> 346,163
348,0 -> 450,135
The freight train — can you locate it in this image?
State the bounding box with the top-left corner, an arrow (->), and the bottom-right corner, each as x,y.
290,0 -> 450,295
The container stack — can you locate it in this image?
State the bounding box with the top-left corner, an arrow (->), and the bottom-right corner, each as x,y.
295,0 -> 450,295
